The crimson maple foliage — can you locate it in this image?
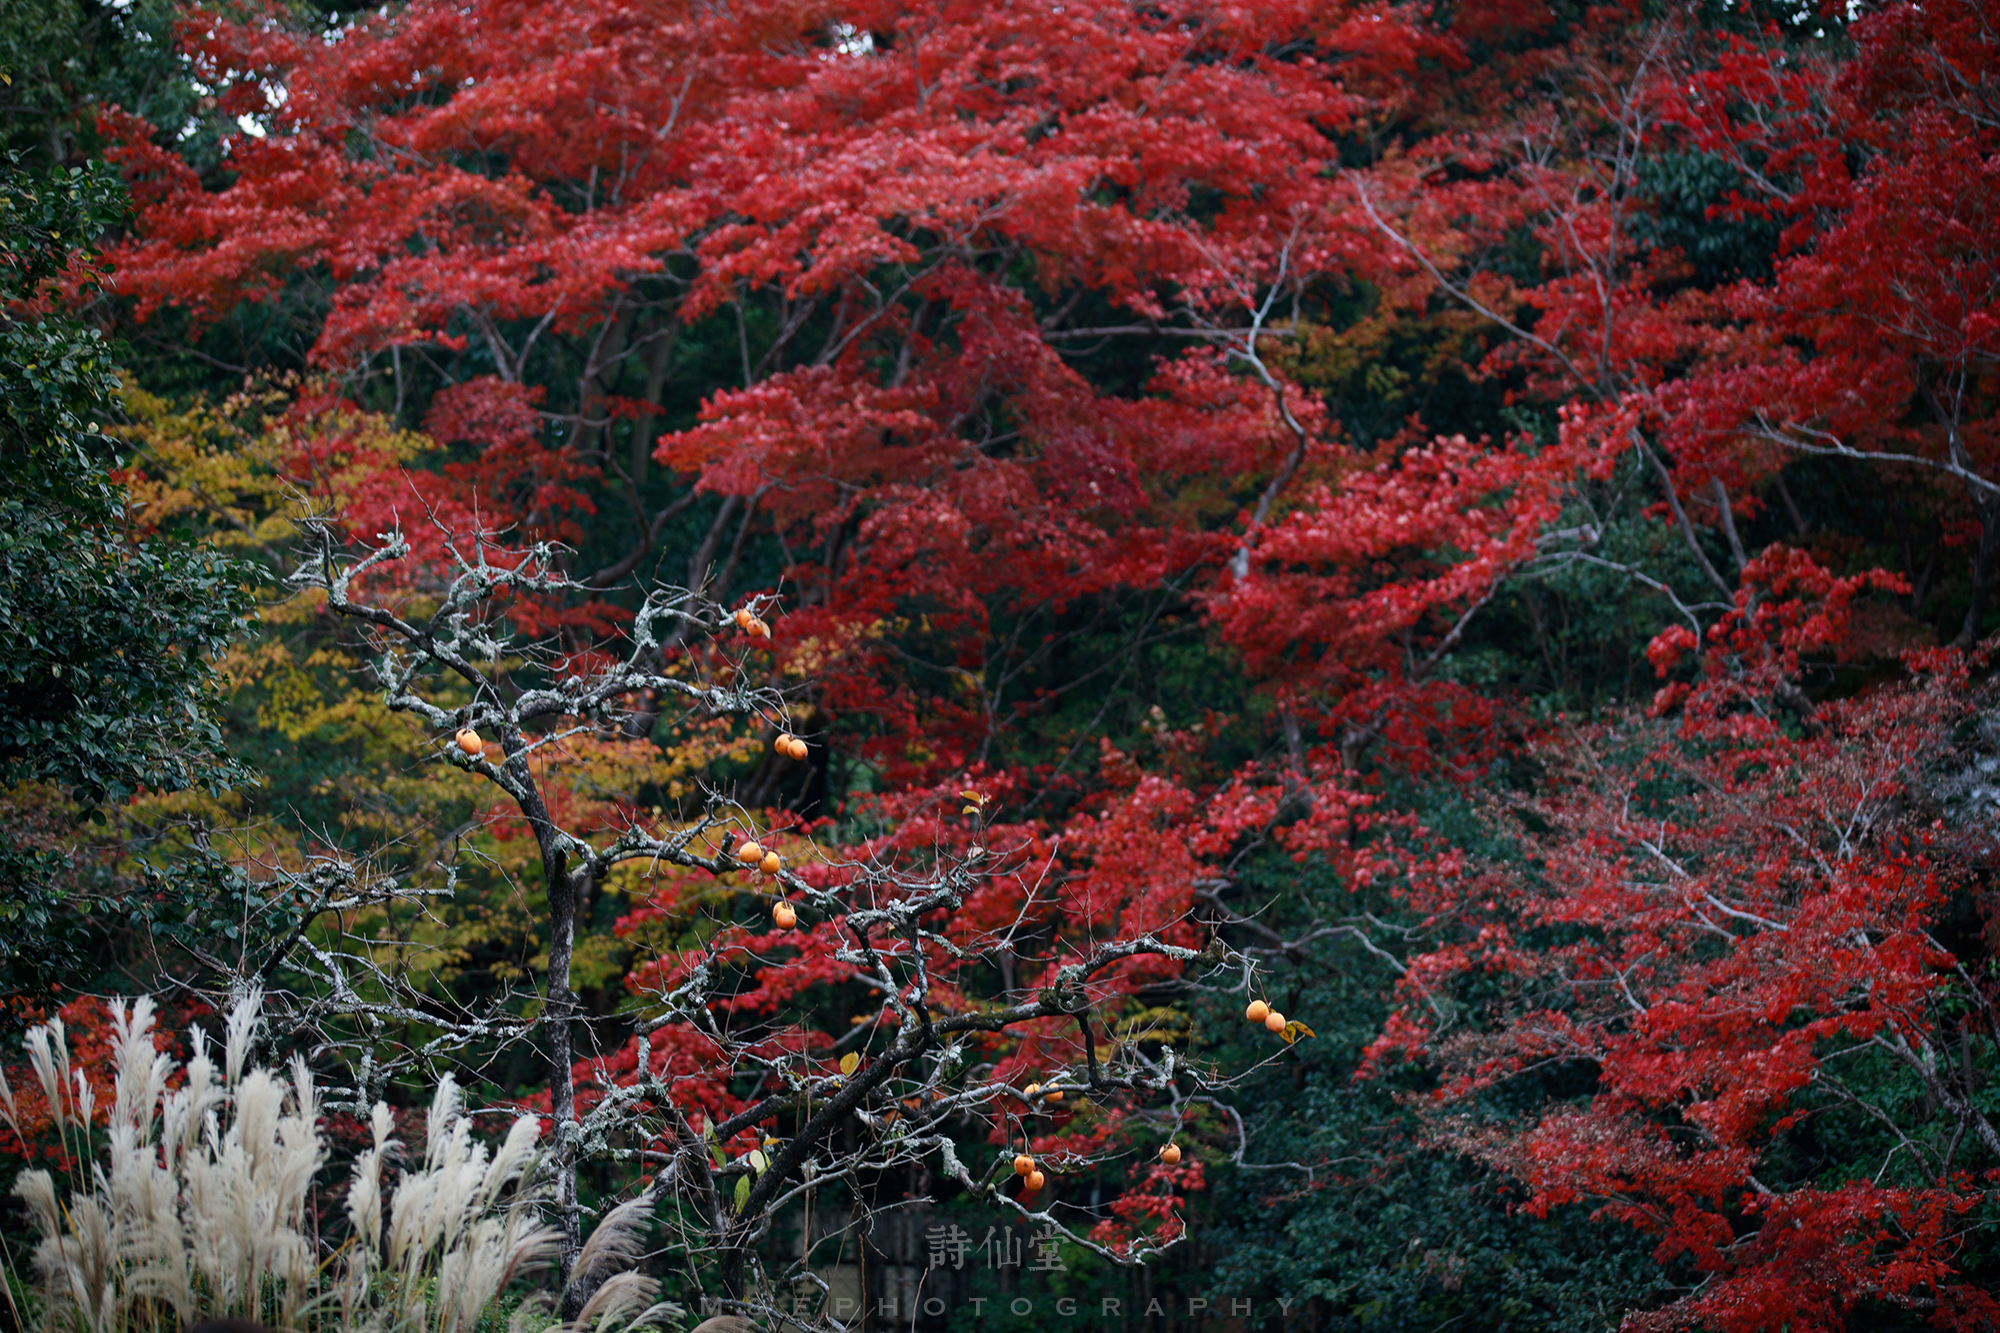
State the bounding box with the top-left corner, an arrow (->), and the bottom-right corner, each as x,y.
1370,554 -> 2000,1331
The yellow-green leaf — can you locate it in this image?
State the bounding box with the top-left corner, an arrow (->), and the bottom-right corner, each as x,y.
1281,1020 -> 1315,1045
749,1149 -> 768,1174
839,1051 -> 860,1075
734,1174 -> 751,1211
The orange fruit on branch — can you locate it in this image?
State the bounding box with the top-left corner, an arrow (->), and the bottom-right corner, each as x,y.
455,727 -> 482,755
1160,1143 -> 1182,1165
1245,1000 -> 1270,1024
1024,1170 -> 1045,1193
772,902 -> 797,929
761,851 -> 782,874
1264,1009 -> 1287,1033
735,840 -> 764,863
1013,1153 -> 1034,1176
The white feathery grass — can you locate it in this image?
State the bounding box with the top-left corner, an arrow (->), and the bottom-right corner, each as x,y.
14,1168 -> 61,1244
625,1300 -> 691,1332
5,993 -> 588,1333
0,1063 -> 22,1141
223,984 -> 260,1090
346,1130 -> 388,1249
435,1209 -> 564,1333
107,998 -> 170,1148
562,1271 -> 658,1333
558,1272 -> 687,1333
483,1112 -> 541,1203
24,1020 -> 66,1136
685,1317 -> 749,1333
379,1074 -> 561,1332
426,1072 -> 461,1168
70,1071 -> 94,1132
571,1195 -> 654,1282
508,1292 -> 559,1333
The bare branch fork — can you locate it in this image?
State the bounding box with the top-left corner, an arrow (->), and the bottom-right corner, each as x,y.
612,848 -> 1255,1319
148,849 -> 546,1119
289,510 -> 795,1292
286,510 -> 1258,1326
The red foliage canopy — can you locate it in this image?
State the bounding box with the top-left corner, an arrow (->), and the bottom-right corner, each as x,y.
98,0 -> 2000,1322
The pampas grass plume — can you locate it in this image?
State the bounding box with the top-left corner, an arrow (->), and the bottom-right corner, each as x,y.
5,992 -> 587,1333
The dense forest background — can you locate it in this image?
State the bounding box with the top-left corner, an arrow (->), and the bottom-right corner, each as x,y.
4,0 -> 2000,1327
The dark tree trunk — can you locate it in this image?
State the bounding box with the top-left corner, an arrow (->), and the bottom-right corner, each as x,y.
1955,495 -> 2000,648
502,730 -> 584,1292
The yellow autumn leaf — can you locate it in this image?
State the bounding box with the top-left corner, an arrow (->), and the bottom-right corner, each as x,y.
1281,1020 -> 1315,1045
839,1051 -> 860,1075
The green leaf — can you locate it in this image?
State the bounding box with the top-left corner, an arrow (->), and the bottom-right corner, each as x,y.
733,1173 -> 751,1212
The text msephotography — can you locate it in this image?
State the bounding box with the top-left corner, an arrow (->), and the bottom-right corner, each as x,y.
702,1296 -> 1299,1320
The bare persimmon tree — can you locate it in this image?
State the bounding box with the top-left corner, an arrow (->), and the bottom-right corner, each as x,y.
278,507 -> 1263,1325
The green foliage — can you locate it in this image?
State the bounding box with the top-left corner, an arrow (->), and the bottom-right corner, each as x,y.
0,157 -> 253,998
0,504 -> 251,805
1190,849 -> 1680,1331
0,0 -> 200,168
1632,152 -> 1784,288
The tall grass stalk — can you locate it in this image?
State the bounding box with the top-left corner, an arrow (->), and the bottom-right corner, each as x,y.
1,992 -> 682,1333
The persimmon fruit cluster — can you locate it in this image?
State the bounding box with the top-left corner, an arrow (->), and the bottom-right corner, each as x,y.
1246,999 -> 1288,1033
